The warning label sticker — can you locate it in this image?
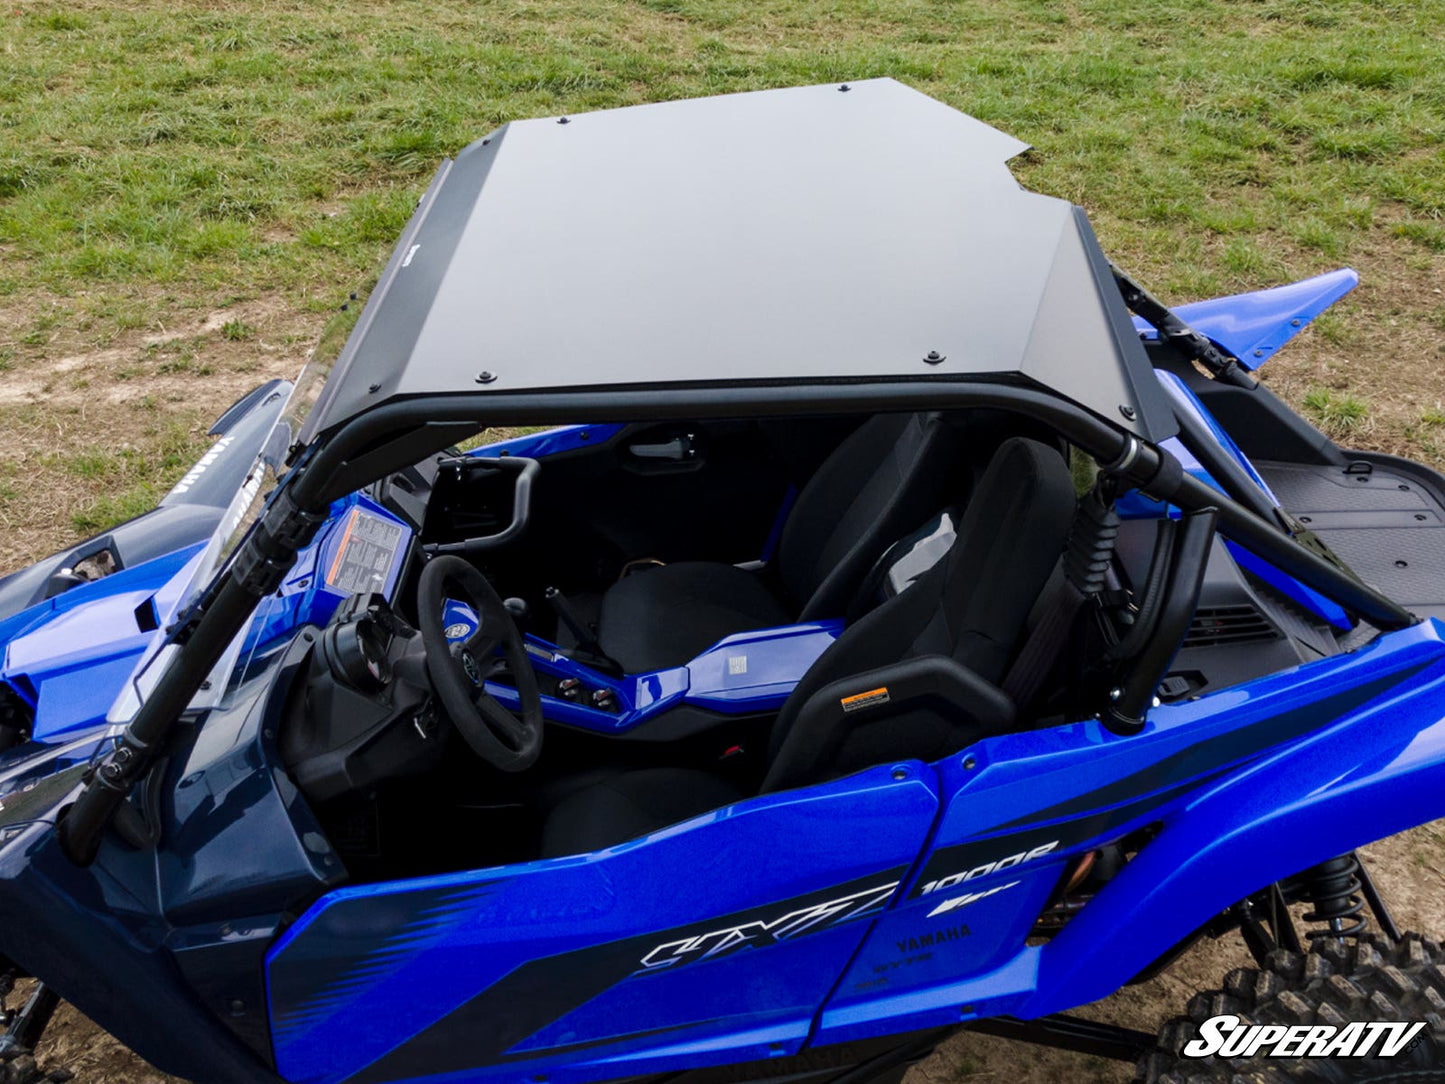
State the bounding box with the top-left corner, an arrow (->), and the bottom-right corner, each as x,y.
840,686 -> 891,713
326,508 -> 404,596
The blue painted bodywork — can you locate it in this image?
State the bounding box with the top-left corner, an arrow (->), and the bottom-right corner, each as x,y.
265,762 -> 939,1084
0,544 -> 205,738
467,424 -> 627,460
5,368 -> 1445,1084
254,620 -> 1445,1083
1132,268 -> 1359,370
485,622 -> 841,734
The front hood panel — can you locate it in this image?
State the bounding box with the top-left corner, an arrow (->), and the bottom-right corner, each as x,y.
0,381 -> 292,743
0,546 -> 203,741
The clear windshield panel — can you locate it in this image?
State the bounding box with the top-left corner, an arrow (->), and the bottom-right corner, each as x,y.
105,298 -> 369,725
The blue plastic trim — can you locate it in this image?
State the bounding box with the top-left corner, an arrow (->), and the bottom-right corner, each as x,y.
482,622 -> 843,733
1132,268 -> 1358,370
467,424 -> 626,459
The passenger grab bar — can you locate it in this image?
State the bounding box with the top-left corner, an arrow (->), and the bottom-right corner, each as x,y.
424,456 -> 540,556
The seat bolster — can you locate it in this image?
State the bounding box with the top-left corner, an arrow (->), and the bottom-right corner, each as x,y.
762,654 -> 1014,793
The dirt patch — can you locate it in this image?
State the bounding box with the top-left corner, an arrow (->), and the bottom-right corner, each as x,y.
0,294 -> 315,573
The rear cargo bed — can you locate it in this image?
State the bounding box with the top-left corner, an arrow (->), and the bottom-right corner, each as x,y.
1258,453 -> 1445,621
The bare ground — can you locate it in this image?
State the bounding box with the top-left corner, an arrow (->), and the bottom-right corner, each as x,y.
3,235 -> 1445,1081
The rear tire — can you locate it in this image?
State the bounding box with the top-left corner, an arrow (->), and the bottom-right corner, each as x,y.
1137,933 -> 1445,1083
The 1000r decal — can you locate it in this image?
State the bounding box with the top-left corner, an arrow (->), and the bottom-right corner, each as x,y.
637,880 -> 899,973
916,841 -> 1059,897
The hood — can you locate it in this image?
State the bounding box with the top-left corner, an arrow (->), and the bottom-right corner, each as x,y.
0,381 -> 291,742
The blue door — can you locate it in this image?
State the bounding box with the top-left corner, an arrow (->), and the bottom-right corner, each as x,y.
266,761 -> 939,1084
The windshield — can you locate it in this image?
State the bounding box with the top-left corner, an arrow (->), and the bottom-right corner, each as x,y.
105,297 -> 368,725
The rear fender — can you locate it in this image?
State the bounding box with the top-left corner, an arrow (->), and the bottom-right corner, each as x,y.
1133,268 -> 1358,370
1022,620 -> 1445,1016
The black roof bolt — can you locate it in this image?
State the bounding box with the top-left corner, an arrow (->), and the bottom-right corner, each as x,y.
923,350 -> 945,365
475,371 -> 498,384
368,382 -> 381,393
1119,404 -> 1137,420
839,84 -> 851,92
557,117 -> 570,125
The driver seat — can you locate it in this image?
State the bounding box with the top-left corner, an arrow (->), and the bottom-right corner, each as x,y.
540,437 -> 1076,859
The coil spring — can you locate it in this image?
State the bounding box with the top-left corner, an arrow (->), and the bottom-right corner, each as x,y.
1302,853 -> 1368,940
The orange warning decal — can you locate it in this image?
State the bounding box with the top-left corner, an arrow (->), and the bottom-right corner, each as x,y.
326,507 -> 361,585
840,686 -> 890,713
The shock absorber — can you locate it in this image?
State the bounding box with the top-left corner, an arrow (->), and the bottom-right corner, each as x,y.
1301,853 -> 1368,941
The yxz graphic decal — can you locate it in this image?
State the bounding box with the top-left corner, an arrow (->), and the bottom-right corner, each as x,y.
340,868 -> 909,1084
637,881 -> 899,973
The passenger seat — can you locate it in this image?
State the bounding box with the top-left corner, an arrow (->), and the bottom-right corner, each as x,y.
595,413 -> 959,672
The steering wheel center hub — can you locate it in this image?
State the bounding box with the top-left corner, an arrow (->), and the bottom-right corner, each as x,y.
460,649 -> 483,687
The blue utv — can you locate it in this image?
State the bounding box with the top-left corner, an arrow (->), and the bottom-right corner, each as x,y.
1,79 -> 1443,1084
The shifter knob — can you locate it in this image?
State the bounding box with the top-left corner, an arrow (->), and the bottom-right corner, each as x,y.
503,597 -> 530,625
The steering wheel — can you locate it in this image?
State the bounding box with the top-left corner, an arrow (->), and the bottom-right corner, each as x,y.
417,556 -> 543,772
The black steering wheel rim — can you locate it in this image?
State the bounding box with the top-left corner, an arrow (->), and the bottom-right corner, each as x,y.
417,555 -> 542,772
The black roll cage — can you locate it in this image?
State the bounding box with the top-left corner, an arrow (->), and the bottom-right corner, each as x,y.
57,374 -> 1418,866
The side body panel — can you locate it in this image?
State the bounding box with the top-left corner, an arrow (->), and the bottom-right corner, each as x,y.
812,621 -> 1445,1044
266,764 -> 940,1084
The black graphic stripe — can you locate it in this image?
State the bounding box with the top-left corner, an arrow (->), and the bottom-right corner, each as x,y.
270,881 -> 501,1039
910,657 -> 1437,897
909,769 -> 1232,898
344,867 -> 909,1084
997,659 -> 1435,833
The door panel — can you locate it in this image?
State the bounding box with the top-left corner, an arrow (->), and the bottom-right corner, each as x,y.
266,762 -> 939,1084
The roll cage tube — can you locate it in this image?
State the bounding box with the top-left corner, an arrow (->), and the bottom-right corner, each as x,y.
1111,263 -> 1258,389
58,467 -> 332,866
57,380 -> 1415,866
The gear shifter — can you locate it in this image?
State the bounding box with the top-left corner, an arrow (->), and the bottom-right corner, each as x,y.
545,587 -> 624,676
503,597 -> 530,630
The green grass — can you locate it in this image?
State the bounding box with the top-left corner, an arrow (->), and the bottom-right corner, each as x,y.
219,318 -> 255,341
2,0 -> 1445,329
2,0 -> 1445,559
51,420 -> 213,533
1303,385 -> 1370,433
69,484 -> 162,534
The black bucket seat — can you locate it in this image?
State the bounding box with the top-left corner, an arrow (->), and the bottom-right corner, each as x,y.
542,436 -> 1076,858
